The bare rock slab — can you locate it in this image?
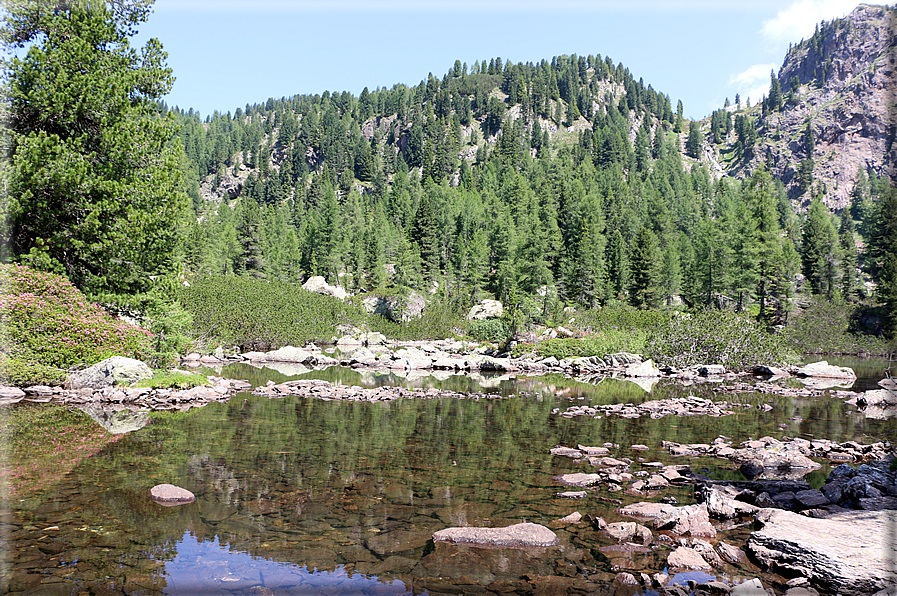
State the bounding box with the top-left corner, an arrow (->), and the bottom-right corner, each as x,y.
150,484 -> 195,506
432,522 -> 559,548
748,508 -> 895,595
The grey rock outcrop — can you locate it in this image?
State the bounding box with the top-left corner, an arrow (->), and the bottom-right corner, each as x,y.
736,4 -> 896,208
67,356 -> 153,390
467,299 -> 503,320
362,291 -> 426,323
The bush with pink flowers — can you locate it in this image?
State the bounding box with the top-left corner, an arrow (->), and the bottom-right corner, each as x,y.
0,264 -> 150,386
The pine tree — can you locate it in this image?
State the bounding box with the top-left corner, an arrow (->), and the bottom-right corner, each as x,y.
3,0 -> 187,294
839,209 -> 860,301
868,184 -> 897,336
234,199 -> 266,278
767,70 -> 783,112
686,121 -> 702,158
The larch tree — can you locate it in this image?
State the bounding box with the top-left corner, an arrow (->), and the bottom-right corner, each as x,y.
2,0 -> 188,295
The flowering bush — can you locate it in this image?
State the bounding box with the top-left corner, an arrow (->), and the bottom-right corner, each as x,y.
0,264 -> 150,384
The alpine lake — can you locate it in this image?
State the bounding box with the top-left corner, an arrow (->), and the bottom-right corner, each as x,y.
1,355 -> 894,596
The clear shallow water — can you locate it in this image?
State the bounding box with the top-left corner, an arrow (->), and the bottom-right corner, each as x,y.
2,362 -> 894,595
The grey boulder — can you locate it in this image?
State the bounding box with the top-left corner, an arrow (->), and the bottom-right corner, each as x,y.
68,356 -> 152,390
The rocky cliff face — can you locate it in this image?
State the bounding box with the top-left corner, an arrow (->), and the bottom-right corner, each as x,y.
736,4 -> 896,210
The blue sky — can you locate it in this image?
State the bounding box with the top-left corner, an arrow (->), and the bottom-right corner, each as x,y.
134,0 -> 864,120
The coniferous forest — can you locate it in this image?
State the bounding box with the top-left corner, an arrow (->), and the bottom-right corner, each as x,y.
166,52 -> 896,333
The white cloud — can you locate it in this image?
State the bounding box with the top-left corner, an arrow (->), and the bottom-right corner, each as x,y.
728,63 -> 776,103
730,63 -> 777,87
761,0 -> 861,45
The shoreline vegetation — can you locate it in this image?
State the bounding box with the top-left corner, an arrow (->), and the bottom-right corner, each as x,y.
0,264 -> 893,390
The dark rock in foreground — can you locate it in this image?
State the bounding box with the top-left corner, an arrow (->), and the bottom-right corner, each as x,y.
432,523 -> 559,548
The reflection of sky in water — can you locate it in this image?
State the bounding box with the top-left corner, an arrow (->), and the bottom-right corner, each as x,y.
162,532 -> 416,595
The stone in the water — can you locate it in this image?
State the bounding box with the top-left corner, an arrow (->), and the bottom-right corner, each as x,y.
667,546 -> 712,570
150,484 -> 195,506
557,511 -> 583,523
432,522 -> 559,548
748,508 -> 894,595
796,361 -> 856,379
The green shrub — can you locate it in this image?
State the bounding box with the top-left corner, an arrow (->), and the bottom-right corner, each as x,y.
783,296 -> 893,355
365,295 -> 467,341
0,264 -> 150,385
574,306 -> 674,332
468,318 -> 510,343
177,275 -> 370,349
645,310 -> 797,370
0,357 -> 67,387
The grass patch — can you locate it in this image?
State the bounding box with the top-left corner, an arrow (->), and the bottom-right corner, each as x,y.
134,371 -> 209,390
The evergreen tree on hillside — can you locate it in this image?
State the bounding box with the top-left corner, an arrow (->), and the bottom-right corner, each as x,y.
839,209 -> 860,301
767,70 -> 783,112
686,121 -> 702,158
629,226 -> 661,308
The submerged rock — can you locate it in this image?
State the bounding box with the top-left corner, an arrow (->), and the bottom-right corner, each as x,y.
432,522 -> 559,548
